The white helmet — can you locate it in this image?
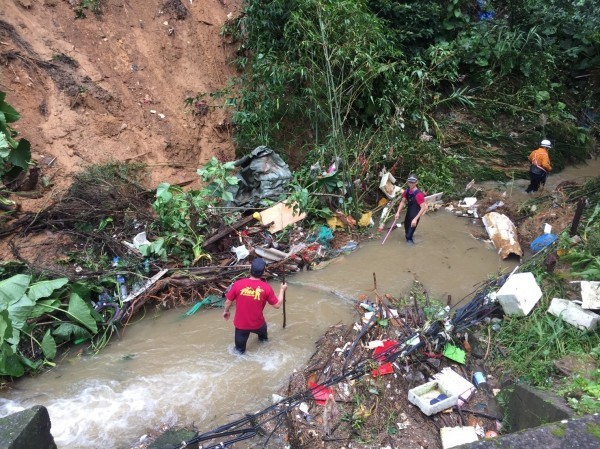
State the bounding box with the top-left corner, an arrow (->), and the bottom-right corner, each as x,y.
541,139 -> 552,148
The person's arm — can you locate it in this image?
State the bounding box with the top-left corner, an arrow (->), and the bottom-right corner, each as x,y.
394,197 -> 407,219
223,299 -> 233,320
271,282 -> 287,309
411,200 -> 428,227
541,152 -> 552,172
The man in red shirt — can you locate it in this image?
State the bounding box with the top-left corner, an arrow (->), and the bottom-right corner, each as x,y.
223,258 -> 287,354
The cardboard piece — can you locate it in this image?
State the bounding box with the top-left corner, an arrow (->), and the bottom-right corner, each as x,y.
259,201 -> 306,233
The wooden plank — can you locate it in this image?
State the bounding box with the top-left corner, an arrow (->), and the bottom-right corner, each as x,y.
259,202 -> 306,233
202,214 -> 256,248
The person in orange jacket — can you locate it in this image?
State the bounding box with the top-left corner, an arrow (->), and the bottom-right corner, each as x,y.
526,139 -> 552,193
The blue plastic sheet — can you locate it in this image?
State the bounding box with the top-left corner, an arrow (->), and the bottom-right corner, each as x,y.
530,233 -> 558,252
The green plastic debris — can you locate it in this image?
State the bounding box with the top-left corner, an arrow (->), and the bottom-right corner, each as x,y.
443,344 -> 466,364
181,294 -> 224,318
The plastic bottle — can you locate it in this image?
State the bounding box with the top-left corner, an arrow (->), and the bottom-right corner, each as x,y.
472,366 -> 501,418
116,275 -> 128,300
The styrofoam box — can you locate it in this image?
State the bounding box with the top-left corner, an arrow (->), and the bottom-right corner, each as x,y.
496,272 -> 542,316
433,367 -> 475,401
440,426 -> 479,449
407,380 -> 458,416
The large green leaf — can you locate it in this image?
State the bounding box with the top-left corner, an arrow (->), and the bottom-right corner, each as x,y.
52,323 -> 92,341
41,330 -> 57,360
7,295 -> 35,329
28,278 -> 69,302
6,295 -> 35,346
155,182 -> 173,201
30,298 -> 62,318
8,138 -> 31,170
0,274 -> 31,310
68,292 -> 97,333
0,342 -> 24,377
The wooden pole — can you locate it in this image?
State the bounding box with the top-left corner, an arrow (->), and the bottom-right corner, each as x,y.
282,273 -> 287,329
570,198 -> 586,237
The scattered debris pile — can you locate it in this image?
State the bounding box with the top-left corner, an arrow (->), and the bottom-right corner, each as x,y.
170,277 -> 508,449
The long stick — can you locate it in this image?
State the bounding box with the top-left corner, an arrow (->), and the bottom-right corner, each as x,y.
282,273 -> 287,329
381,218 -> 398,245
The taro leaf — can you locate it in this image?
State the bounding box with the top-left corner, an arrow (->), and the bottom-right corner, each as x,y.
0,342 -> 24,377
0,310 -> 12,343
0,93 -> 20,123
67,292 -> 98,333
30,299 -> 62,318
52,323 -> 92,342
6,295 -> 35,346
8,138 -> 31,170
155,182 -> 173,201
0,274 -> 31,310
28,278 -> 69,302
41,329 -> 57,360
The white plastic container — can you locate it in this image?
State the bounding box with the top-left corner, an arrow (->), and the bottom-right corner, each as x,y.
407,380 -> 458,416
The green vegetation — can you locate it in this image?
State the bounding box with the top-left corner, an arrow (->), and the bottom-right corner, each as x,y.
588,422 -> 600,439
199,0 -> 599,215
151,157 -> 239,266
559,370 -> 600,415
0,269 -> 110,377
0,91 -> 32,207
74,0 -> 103,19
551,425 -> 566,437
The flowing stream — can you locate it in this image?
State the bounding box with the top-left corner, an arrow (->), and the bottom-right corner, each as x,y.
0,159 -> 598,448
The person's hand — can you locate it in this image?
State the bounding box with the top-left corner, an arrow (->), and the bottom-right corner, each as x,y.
394,212 -> 400,219
280,282 -> 288,293
223,310 -> 230,321
411,218 -> 418,228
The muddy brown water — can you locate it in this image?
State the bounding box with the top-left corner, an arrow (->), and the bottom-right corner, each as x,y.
0,160 -> 597,448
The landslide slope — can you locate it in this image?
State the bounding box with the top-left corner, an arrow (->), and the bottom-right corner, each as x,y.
1,0 -> 241,197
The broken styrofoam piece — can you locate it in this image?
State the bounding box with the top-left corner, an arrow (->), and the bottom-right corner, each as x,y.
379,170 -> 402,199
433,367 -> 476,402
123,231 -> 151,252
407,380 -> 458,416
460,197 -> 478,207
440,426 -> 479,449
482,212 -> 523,259
581,281 -> 600,310
548,298 -> 600,331
496,272 -> 542,316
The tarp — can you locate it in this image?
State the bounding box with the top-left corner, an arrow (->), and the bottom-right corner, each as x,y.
226,146 -> 292,207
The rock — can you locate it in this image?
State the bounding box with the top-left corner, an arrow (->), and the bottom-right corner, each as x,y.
0,405 -> 57,449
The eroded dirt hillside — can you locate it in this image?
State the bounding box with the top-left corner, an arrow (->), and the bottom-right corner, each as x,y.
1,0 -> 241,199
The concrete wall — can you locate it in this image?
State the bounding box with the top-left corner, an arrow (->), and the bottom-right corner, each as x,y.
458,413 -> 600,449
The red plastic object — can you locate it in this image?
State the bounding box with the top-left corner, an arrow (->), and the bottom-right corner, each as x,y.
308,381 -> 334,405
372,339 -> 398,361
371,362 -> 394,377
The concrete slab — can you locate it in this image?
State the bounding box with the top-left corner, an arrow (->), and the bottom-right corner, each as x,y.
548,298 -> 600,331
455,413 -> 600,449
